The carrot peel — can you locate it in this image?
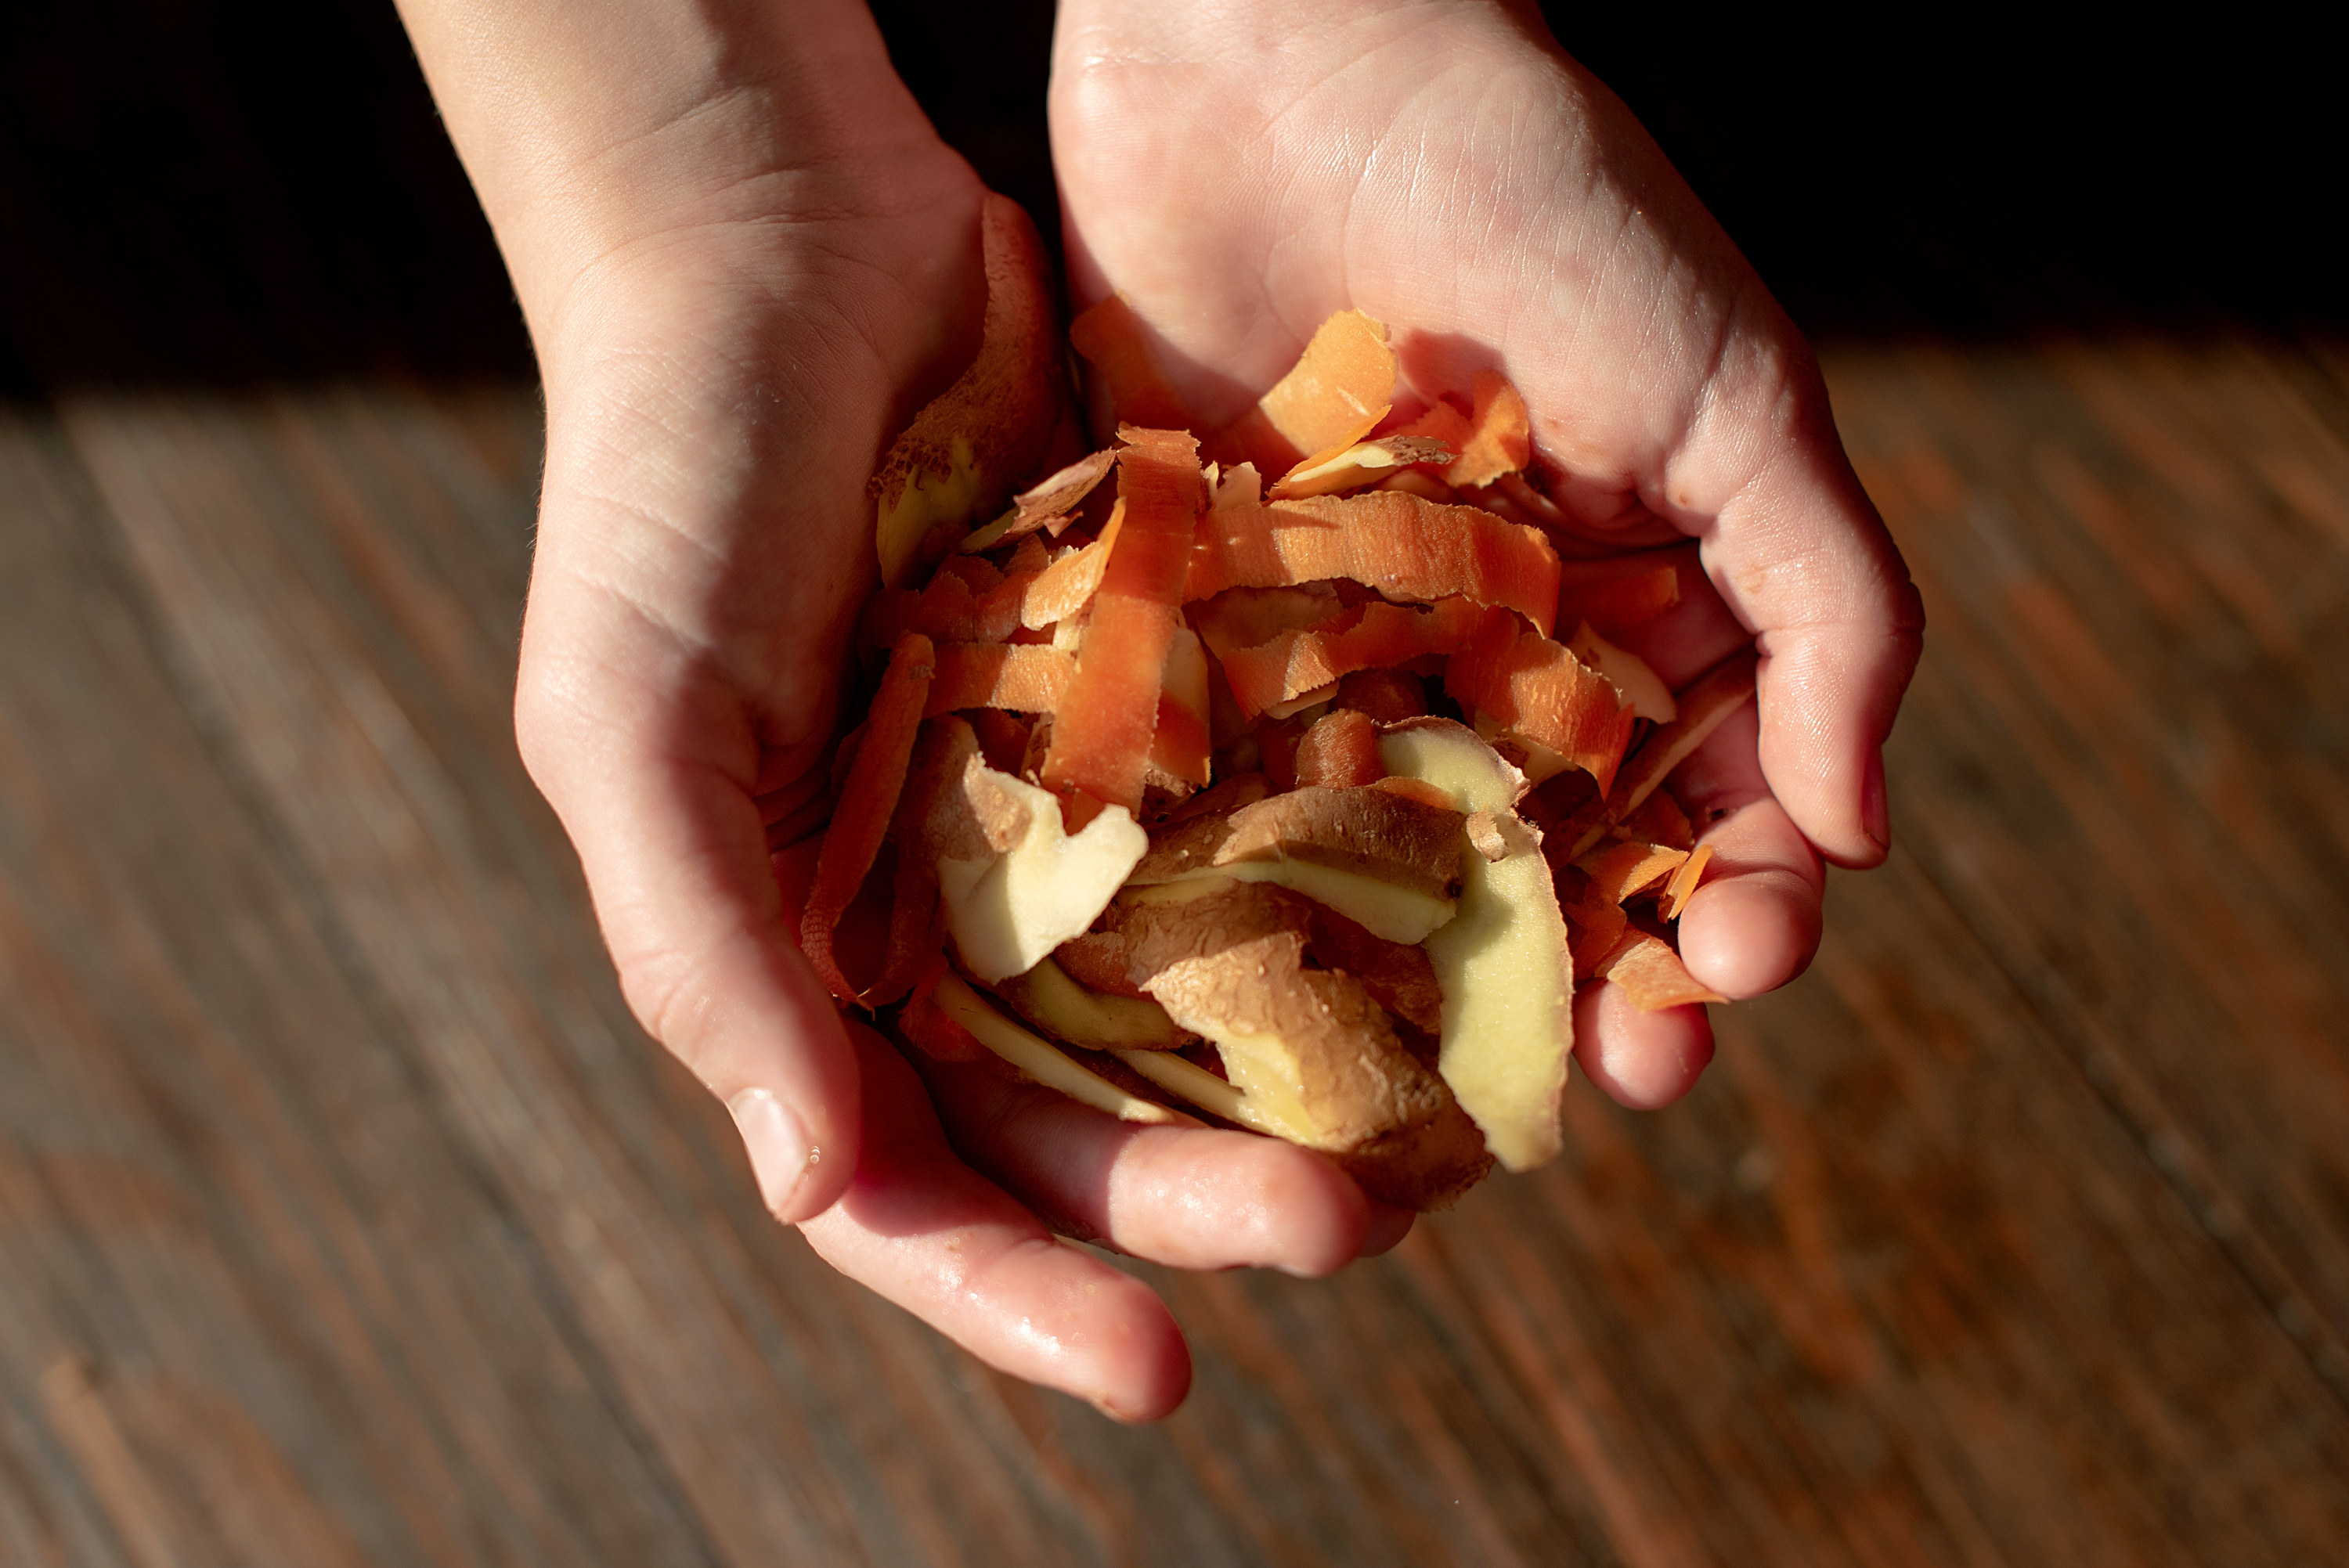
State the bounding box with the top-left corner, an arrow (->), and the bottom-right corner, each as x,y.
803,633 -> 935,1003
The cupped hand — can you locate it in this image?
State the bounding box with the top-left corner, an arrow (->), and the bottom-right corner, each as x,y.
1051,0 -> 1925,1103
397,0 -> 1402,1422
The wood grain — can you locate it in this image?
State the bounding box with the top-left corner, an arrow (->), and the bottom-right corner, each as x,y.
3,337 -> 2347,1563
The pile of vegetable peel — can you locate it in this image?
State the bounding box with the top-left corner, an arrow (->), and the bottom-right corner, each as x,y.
805,199 -> 1755,1209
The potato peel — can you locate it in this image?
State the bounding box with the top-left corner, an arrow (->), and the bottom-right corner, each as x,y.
1147,626 -> 1214,789
1294,708 -> 1386,789
871,196 -> 1065,587
1117,881 -> 1492,1207
1110,1047 -> 1301,1140
1270,433 -> 1452,500
1568,622 -> 1678,724
1395,398 -> 1475,472
900,963 -> 987,1062
933,972 -> 1195,1124
1377,719 -> 1575,1173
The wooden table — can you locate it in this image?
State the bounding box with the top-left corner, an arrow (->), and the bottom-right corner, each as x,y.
5,333 -> 2347,1565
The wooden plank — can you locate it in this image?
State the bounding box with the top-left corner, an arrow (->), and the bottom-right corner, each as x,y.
0,409 -> 716,1566
1825,341 -> 2349,1355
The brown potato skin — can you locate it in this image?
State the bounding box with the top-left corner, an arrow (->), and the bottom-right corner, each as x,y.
1052,931 -> 1150,1000
1130,785 -> 1464,901
1115,882 -> 1492,1209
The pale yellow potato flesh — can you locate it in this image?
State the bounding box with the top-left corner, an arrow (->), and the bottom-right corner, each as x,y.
932,974 -> 1193,1126
937,770 -> 1147,982
1270,434 -> 1456,500
875,435 -> 987,588
1109,1047 -> 1311,1142
1377,721 -> 1574,1171
996,957 -> 1188,1049
1127,1002 -> 1324,1146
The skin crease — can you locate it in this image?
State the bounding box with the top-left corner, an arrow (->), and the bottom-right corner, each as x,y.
392,0 -> 1918,1418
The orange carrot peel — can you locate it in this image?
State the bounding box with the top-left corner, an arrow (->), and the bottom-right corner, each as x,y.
1185,491 -> 1560,635
925,643 -> 1076,718
1448,370 -> 1534,488
1445,615 -> 1637,795
1597,930 -> 1727,1011
802,632 -> 935,1003
1218,596 -> 1506,719
1659,843 -> 1713,921
1213,308 -> 1396,473
1040,427 -> 1205,813
1556,553 -> 1686,640
1567,646 -> 1759,857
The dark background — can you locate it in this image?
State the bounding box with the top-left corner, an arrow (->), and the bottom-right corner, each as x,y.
2,3 -> 2338,393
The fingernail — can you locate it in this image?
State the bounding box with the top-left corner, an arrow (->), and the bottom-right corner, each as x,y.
728,1088 -> 817,1217
1860,748 -> 1891,855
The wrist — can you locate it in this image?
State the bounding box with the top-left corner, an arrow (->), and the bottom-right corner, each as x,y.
398,0 -> 940,346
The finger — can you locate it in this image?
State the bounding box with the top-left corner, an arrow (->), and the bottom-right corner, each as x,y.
915,1054 -> 1379,1277
1574,983 -> 1715,1110
1575,547 -> 1824,997
1515,295 -> 1918,864
516,578 -> 861,1223
1668,701 -> 1828,1000
802,1026 -> 1193,1422
1672,377 -> 1924,868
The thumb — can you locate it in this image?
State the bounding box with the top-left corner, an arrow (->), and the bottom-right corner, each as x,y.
515,568 -> 861,1222
1679,354 -> 1924,867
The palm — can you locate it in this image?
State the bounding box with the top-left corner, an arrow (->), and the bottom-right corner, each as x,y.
1052,0 -> 1921,1098
524,141 -> 990,823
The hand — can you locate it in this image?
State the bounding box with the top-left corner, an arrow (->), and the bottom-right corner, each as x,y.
395,0 -> 1402,1422
1051,0 -> 1925,1105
